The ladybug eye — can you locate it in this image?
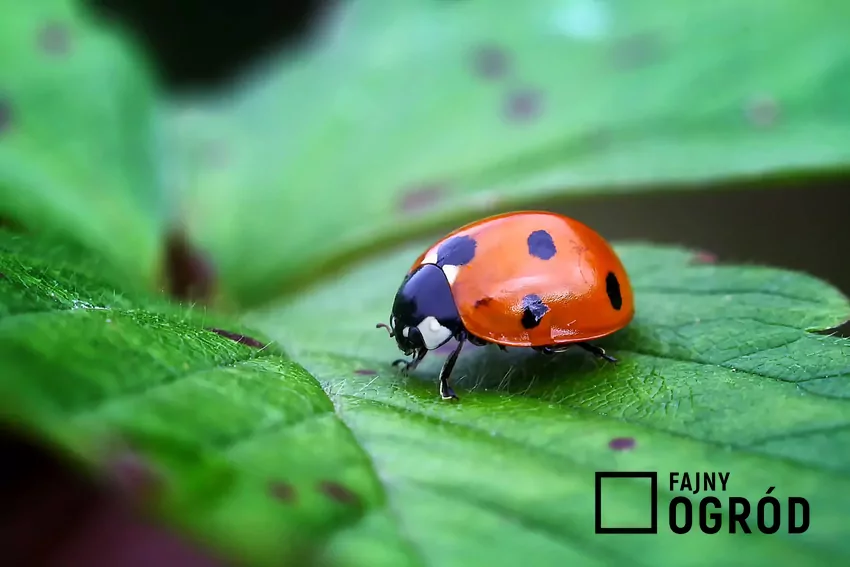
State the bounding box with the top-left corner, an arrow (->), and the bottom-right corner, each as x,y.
402,327 -> 410,338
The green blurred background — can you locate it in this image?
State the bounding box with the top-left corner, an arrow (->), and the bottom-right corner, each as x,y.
93,0 -> 850,313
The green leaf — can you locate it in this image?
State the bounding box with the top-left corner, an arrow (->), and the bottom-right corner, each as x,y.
169,0 -> 850,307
4,228 -> 850,565
0,229 -> 404,567
243,239 -> 850,566
0,0 -> 166,290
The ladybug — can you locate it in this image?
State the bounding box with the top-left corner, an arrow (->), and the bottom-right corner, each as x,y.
377,210 -> 634,400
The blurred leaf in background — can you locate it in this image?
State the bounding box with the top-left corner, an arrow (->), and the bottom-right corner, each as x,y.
0,0 -> 166,291
171,0 -> 850,308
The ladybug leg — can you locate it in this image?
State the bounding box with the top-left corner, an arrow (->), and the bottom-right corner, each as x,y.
438,334 -> 466,401
536,345 -> 570,355
393,348 -> 427,374
577,342 -> 618,363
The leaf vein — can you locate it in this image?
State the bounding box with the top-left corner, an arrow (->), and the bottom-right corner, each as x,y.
618,348 -> 850,393
73,351 -> 279,415
402,478 -> 632,567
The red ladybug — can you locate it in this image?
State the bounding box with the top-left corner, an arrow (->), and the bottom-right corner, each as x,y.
377,211 -> 635,400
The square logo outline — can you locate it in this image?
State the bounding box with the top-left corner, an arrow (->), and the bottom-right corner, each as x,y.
594,471 -> 658,534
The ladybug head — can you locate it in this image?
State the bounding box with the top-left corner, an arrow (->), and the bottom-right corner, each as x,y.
377,263 -> 463,356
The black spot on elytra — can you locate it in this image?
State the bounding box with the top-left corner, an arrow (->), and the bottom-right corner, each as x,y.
606,272 -> 622,310
319,481 -> 360,507
269,481 -> 296,502
436,235 -> 476,267
505,89 -> 542,122
527,230 -> 557,260
207,328 -> 265,349
520,294 -> 549,329
472,45 -> 509,80
398,183 -> 445,215
609,437 -> 635,451
354,368 -> 377,376
474,297 -> 493,309
38,22 -> 71,54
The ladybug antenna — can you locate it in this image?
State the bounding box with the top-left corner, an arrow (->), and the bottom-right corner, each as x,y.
376,322 -> 394,337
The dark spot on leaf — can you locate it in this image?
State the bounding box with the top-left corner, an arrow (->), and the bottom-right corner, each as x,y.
0,217 -> 27,234
472,45 -> 509,80
0,272 -> 5,279
354,368 -> 377,376
474,297 -> 493,309
527,230 -> 557,260
746,95 -> 779,128
269,481 -> 296,503
318,481 -> 360,507
610,33 -> 662,69
0,100 -> 10,133
104,450 -> 161,502
505,89 -> 543,122
201,140 -> 229,167
398,183 -> 445,215
207,328 -> 265,349
521,294 -> 549,329
582,128 -> 611,151
606,272 -> 622,310
691,251 -> 718,264
164,230 -> 215,302
38,22 -> 71,55
437,235 -> 477,266
609,437 -> 636,451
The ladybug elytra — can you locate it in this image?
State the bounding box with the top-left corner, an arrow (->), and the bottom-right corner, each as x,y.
377,211 -> 634,400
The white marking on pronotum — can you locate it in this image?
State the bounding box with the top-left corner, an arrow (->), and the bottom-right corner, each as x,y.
441,264 -> 460,286
417,316 -> 453,350
421,250 -> 438,265
402,327 -> 410,338
419,250 -> 460,286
